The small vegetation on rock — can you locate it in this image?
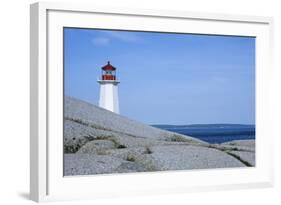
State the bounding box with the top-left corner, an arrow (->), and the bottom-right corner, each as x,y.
117,144 -> 127,149
168,134 -> 193,142
144,146 -> 153,154
64,135 -> 95,153
126,154 -> 136,162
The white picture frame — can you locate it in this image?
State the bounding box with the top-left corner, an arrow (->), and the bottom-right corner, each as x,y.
30,2 -> 274,202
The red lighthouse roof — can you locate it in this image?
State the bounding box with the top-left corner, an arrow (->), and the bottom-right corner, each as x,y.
102,61 -> 116,71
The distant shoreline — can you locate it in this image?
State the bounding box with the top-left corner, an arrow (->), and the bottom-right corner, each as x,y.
152,124 -> 255,144
151,124 -> 255,128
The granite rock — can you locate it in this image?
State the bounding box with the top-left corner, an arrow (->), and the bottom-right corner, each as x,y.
63,96 -> 255,176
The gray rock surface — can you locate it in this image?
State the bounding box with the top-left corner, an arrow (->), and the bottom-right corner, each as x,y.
63,96 -> 255,176
228,151 -> 255,166
220,139 -> 255,166
222,140 -> 255,148
64,154 -> 125,175
64,153 -> 149,175
77,140 -> 116,154
138,145 -> 245,171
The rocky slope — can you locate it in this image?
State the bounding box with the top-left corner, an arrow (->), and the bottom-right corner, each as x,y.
64,96 -> 255,176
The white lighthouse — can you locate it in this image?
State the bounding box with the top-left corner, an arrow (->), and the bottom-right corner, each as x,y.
97,61 -> 120,114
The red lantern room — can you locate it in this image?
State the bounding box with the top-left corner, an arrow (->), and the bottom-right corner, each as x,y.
101,61 -> 117,81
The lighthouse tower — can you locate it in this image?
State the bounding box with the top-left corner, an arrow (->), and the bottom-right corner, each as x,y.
97,61 -> 120,114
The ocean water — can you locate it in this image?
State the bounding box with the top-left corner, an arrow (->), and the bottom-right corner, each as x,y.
153,124 -> 255,144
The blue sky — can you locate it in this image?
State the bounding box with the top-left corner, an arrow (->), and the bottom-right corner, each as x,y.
64,28 -> 255,125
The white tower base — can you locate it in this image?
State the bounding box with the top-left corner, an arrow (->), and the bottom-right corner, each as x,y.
98,80 -> 120,114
